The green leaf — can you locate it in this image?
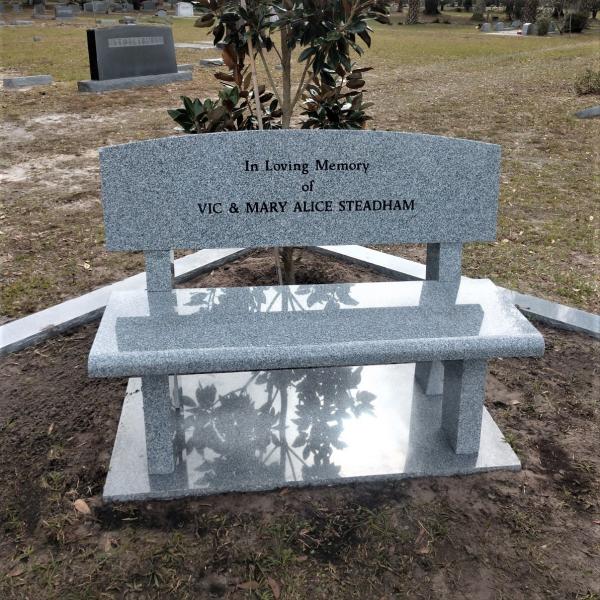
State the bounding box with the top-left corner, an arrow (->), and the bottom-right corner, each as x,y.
298,46 -> 317,62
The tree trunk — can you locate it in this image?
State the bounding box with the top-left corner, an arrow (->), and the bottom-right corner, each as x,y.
523,0 -> 539,22
424,0 -> 439,15
406,0 -> 419,23
278,3 -> 296,284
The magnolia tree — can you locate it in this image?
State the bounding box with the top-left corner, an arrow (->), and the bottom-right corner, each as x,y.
169,0 -> 391,283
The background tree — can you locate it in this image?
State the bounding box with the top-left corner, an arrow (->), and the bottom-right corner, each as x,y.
523,0 -> 539,21
471,0 -> 486,20
406,0 -> 419,22
424,0 -> 439,14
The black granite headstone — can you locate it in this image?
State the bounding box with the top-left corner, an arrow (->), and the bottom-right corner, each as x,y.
86,25 -> 177,81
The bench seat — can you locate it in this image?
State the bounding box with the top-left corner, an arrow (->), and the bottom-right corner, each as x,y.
88,279 -> 544,378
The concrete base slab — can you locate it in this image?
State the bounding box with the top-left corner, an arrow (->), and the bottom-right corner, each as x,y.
77,70 -> 191,92
3,75 -> 53,88
103,364 -> 520,502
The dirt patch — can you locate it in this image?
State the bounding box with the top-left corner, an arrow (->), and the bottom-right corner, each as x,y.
1,253 -> 598,599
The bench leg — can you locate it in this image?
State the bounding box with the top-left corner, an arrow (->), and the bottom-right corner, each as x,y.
141,375 -> 175,474
441,360 -> 486,454
415,361 -> 444,396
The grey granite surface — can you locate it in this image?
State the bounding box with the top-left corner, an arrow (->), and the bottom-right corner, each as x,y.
86,25 -> 177,81
99,130 -> 501,250
3,74 -> 53,88
88,279 -> 544,378
313,245 -> 600,339
78,70 -> 191,92
0,249 -> 249,357
442,359 -> 486,453
103,365 -> 520,502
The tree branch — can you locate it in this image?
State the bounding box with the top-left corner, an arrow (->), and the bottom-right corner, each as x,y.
257,47 -> 283,107
291,57 -> 314,112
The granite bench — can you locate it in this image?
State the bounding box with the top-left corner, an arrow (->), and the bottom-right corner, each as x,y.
89,130 -> 544,478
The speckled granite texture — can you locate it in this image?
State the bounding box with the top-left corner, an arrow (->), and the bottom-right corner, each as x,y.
98,130 -> 501,250
102,366 -> 521,502
88,279 -> 544,378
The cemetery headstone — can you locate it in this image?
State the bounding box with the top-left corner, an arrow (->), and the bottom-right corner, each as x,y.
481,22 -> 491,32
511,20 -> 521,27
494,21 -> 504,31
119,15 -> 135,23
54,4 -> 75,18
521,22 -> 536,35
175,1 -> 192,17
84,1 -> 108,12
78,24 -> 192,91
141,0 -> 155,11
32,2 -> 45,16
156,9 -> 166,16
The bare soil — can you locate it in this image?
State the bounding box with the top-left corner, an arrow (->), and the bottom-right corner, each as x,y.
1,251 -> 599,600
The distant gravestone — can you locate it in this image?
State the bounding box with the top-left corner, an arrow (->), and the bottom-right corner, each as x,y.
32,2 -> 45,16
522,22 -> 536,35
84,1 -> 108,12
156,9 -> 166,17
141,0 -> 155,11
54,4 -> 75,18
494,21 -> 504,31
119,15 -> 135,23
481,22 -> 491,32
175,1 -> 192,16
78,24 -> 192,91
199,57 -> 224,67
511,20 -> 521,27
3,74 -> 53,88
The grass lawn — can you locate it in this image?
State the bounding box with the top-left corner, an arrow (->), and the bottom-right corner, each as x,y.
1,13 -> 599,319
1,13 -> 598,318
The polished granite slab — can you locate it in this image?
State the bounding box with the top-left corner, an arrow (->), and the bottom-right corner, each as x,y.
89,279 -> 544,378
103,364 -> 520,501
0,248 -> 249,357
100,131 -> 500,253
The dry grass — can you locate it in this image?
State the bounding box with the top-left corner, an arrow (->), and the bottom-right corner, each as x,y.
0,14 -> 599,318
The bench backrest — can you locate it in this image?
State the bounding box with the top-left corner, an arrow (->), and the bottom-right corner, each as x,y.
99,130 -> 501,290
